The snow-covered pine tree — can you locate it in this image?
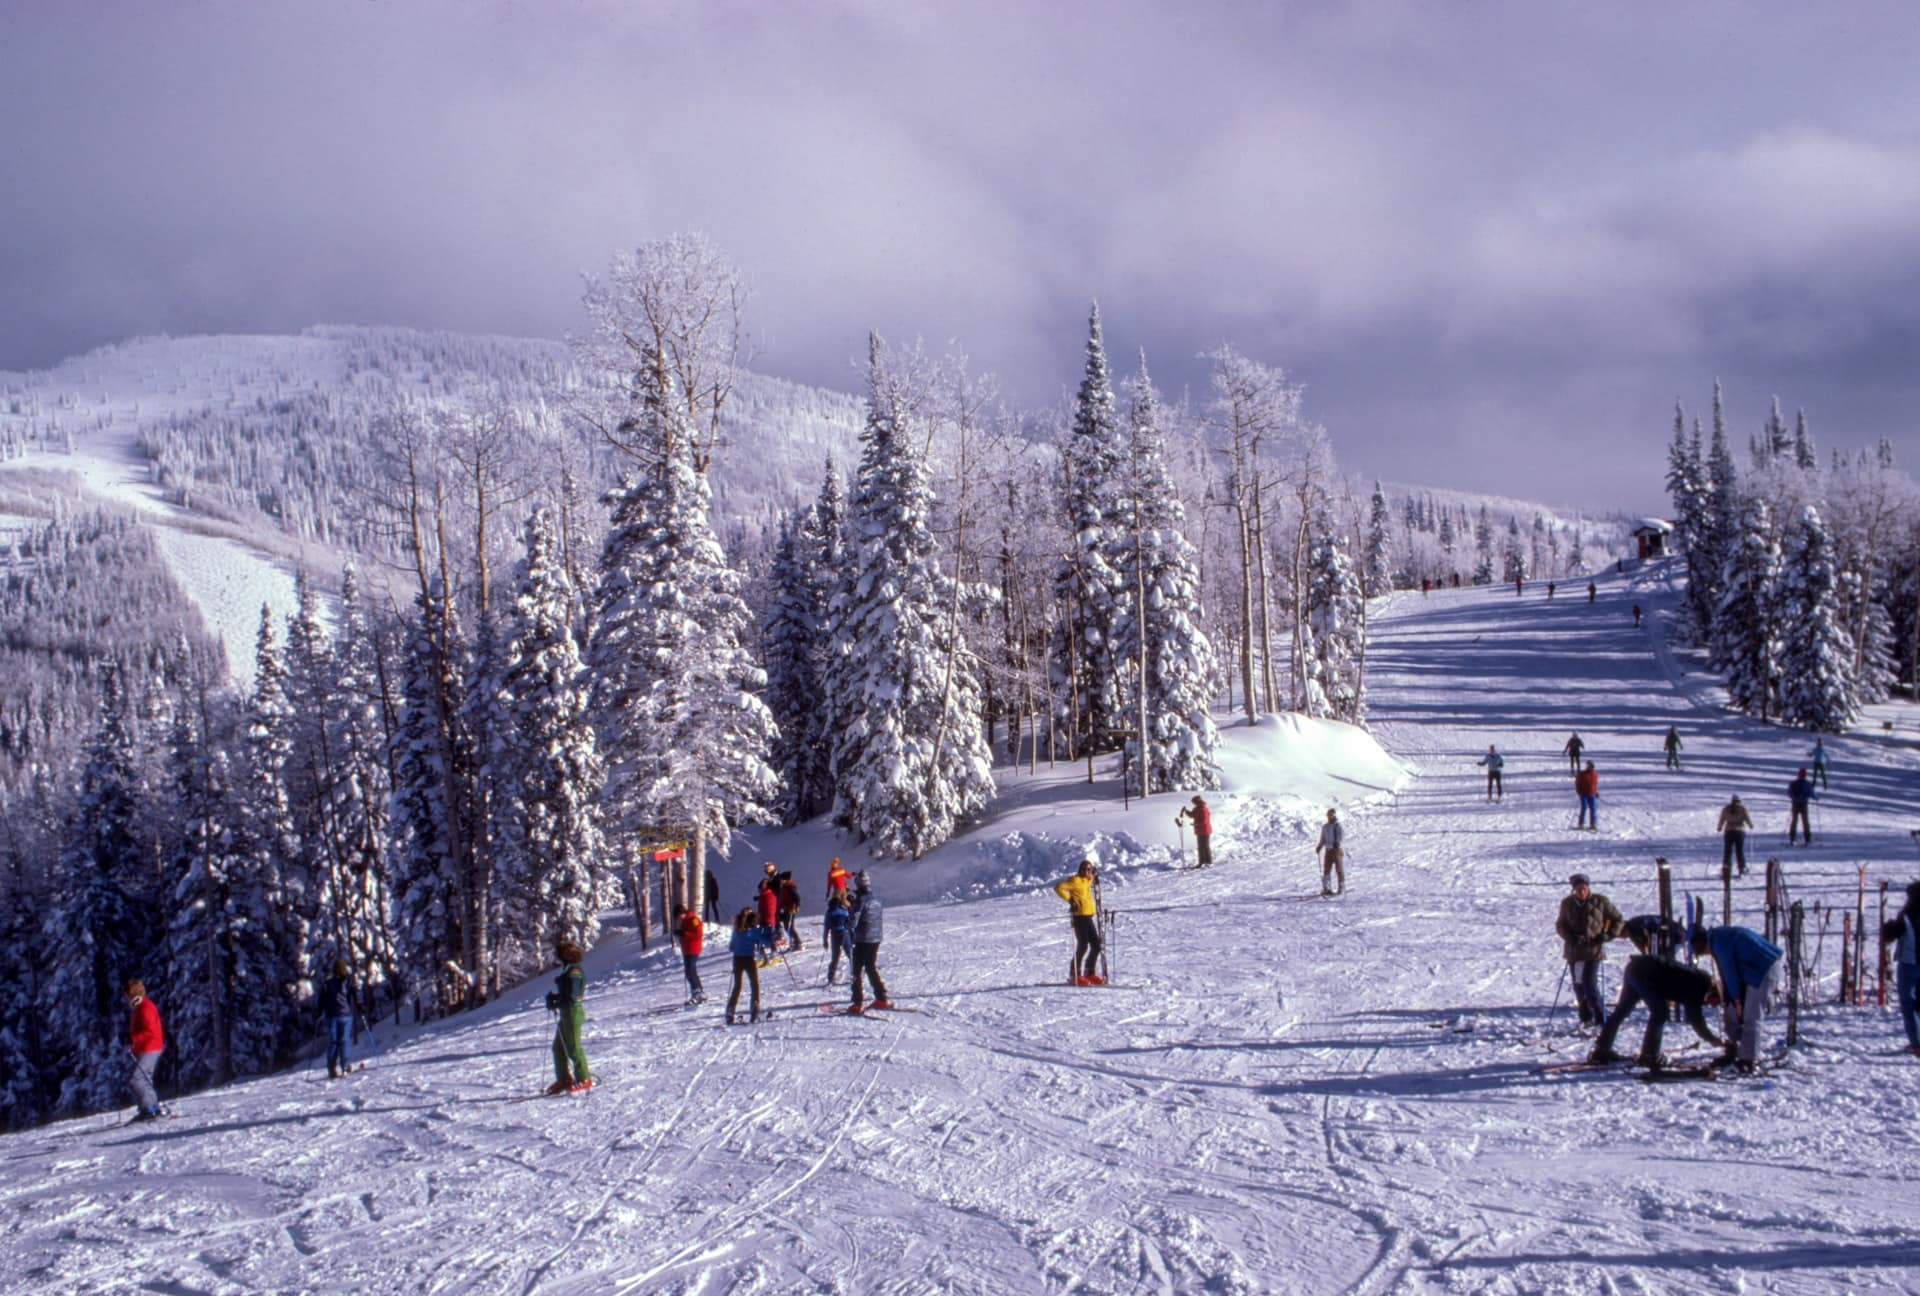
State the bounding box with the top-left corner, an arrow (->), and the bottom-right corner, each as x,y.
1111,359 -> 1219,795
1777,505 -> 1859,731
764,508 -> 823,825
493,507 -> 606,975
0,874 -> 47,1127
1792,408 -> 1817,472
803,461 -> 849,817
240,605 -> 302,1063
41,667 -> 155,1113
1052,302 -> 1129,756
1308,517 -> 1368,724
1713,497 -> 1783,720
588,368 -> 778,874
1438,511 -> 1457,576
387,582 -> 467,1019
1502,517 -> 1528,583
826,336 -> 995,858
1472,506 -> 1495,585
1363,483 -> 1393,597
1694,386 -> 1741,640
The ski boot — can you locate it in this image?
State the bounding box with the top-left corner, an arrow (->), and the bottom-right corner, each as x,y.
545,1079 -> 570,1096
568,1078 -> 595,1094
1587,1046 -> 1626,1066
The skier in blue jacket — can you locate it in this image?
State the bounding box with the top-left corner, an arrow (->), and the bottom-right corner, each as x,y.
1690,924 -> 1784,1071
823,888 -> 852,985
1807,739 -> 1830,790
726,908 -> 774,1025
1880,881 -> 1920,1056
1786,769 -> 1817,846
847,871 -> 891,1012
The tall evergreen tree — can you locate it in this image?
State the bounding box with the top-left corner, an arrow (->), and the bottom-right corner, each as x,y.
1777,505 -> 1858,731
1307,519 -> 1368,724
1112,360 -> 1219,794
1052,302 -> 1128,755
764,509 -> 823,824
1501,517 -> 1528,583
827,337 -> 995,858
1471,506 -> 1495,585
1363,483 -> 1393,597
493,507 -> 607,974
588,370 -> 779,865
1714,497 -> 1783,720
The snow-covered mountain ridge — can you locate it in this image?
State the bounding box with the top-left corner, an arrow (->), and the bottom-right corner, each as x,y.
5,562 -> 1916,1292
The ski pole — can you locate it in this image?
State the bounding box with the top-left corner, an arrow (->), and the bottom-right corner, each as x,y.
1545,963 -> 1569,1032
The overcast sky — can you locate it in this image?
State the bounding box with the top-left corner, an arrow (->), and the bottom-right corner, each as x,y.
5,2 -> 1919,509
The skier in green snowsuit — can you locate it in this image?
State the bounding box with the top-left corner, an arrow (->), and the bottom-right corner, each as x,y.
547,940 -> 592,1094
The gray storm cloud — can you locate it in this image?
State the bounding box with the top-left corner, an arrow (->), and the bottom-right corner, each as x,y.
4,0 -> 1918,507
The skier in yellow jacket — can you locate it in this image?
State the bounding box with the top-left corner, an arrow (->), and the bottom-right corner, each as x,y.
1053,859 -> 1104,985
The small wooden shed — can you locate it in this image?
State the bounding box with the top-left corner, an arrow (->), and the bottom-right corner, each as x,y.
1632,518 -> 1674,559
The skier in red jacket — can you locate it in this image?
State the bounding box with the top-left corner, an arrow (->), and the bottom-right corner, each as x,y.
123,979 -> 168,1121
755,877 -> 781,963
673,904 -> 706,1005
1574,762 -> 1600,831
1177,796 -> 1214,866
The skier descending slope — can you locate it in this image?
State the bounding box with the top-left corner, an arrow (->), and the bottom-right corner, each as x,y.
1574,761 -> 1600,830
545,941 -> 593,1095
1663,726 -> 1683,771
1476,745 -> 1505,801
123,979 -> 169,1122
846,871 -> 891,1012
1054,859 -> 1105,985
1563,732 -> 1585,775
1556,874 -> 1624,1029
1786,769 -> 1818,846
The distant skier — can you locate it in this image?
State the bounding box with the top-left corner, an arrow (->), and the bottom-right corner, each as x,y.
1787,768 -> 1817,846
545,940 -> 592,1094
1547,581 -> 1556,599
703,868 -> 722,923
1476,745 -> 1505,802
725,907 -> 771,1025
673,904 -> 706,1005
123,979 -> 168,1121
1663,725 -> 1683,771
1316,808 -> 1345,896
1588,950 -> 1725,1069
1587,581 -> 1596,603
1557,874 -> 1625,1028
823,886 -> 852,985
319,958 -> 356,1079
1690,924 -> 1785,1072
1563,732 -> 1585,775
777,869 -> 804,951
1807,738 -> 1830,790
1632,604 -> 1642,628
1053,859 -> 1105,985
1574,761 -> 1600,830
1515,576 -> 1524,597
1716,794 -> 1752,876
755,876 -> 780,962
1878,880 -> 1920,1057
1176,796 -> 1214,867
847,871 -> 892,1011
1421,577 -> 1432,596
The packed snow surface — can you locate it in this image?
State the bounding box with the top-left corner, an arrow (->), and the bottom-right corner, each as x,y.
7,565 -> 1920,1293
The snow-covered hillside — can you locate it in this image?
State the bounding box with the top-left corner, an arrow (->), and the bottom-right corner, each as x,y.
6,562 -> 1917,1293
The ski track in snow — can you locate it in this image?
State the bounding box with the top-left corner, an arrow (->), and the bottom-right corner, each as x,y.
6,563 -> 1920,1293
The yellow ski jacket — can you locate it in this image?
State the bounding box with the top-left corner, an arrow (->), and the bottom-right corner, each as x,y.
1053,875 -> 1096,917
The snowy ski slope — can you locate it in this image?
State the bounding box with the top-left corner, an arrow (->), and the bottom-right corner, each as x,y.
4,562 -> 1918,1293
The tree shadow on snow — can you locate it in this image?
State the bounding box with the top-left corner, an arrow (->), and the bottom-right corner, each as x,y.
1252,1062 -> 1540,1100
95,1101 -> 442,1146
1427,1239 -> 1920,1275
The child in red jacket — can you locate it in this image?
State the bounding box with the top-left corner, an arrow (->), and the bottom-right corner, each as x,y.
673,904 -> 706,1005
123,979 -> 167,1121
755,878 -> 781,962
1575,762 -> 1600,831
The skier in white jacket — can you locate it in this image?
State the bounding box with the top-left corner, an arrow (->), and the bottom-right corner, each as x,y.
1317,809 -> 1345,897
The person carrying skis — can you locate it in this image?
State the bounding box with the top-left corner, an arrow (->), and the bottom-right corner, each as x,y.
777,869 -> 804,950
847,871 -> 891,1011
1879,880 -> 1920,1057
1563,732 -> 1584,775
1556,873 -> 1625,1028
725,907 -> 771,1025
755,876 -> 781,962
1588,951 -> 1725,1069
1054,859 -> 1105,985
1574,761 -> 1600,830
1787,768 -> 1817,846
1807,738 -> 1830,790
545,940 -> 592,1094
319,958 -> 355,1079
673,904 -> 706,1005
1663,725 -> 1683,771
1476,745 -> 1505,802
123,979 -> 168,1121
1176,796 -> 1213,867
823,886 -> 852,985
1717,794 -> 1753,876
1690,924 -> 1784,1072
1316,808 -> 1345,896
